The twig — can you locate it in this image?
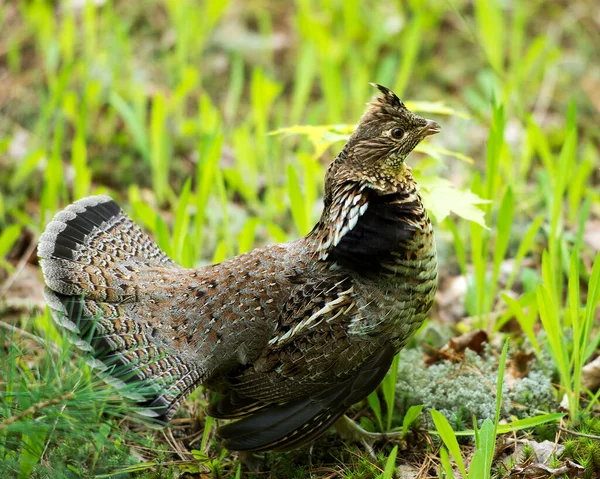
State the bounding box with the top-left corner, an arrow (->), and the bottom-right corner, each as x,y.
40,376 -> 85,464
162,427 -> 194,461
0,392 -> 75,431
0,320 -> 61,354
0,319 -> 40,343
558,426 -> 600,440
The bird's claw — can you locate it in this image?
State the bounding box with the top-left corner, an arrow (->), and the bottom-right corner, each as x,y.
335,414 -> 405,458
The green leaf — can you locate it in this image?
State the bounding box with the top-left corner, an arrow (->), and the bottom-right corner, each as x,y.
212,240 -> 228,264
291,44 -> 317,124
415,143 -> 474,164
238,218 -> 260,255
476,419 -> 496,479
367,390 -> 383,432
393,12 -> 424,97
492,187 -> 514,286
72,133 -> 91,199
382,353 -> 400,430
287,164 -> 308,235
266,222 -> 288,243
190,449 -> 209,463
474,0 -> 505,72
155,215 -> 172,257
583,252 -> 600,361
150,92 -> 170,204
250,68 -> 282,132
0,224 -> 21,259
19,429 -> 47,479
270,124 -> 352,158
195,122 -> 223,255
104,462 -> 160,475
404,101 -> 471,119
505,215 -> 543,291
497,414 -> 565,433
430,410 -> 467,478
380,444 -> 398,479
466,447 -> 485,479
12,149 -> 45,189
431,412 -> 565,437
402,405 -> 423,437
131,200 -> 158,233
109,91 -> 149,164
418,176 -> 491,227
501,294 -> 540,355
439,447 -> 456,479
172,177 -> 192,265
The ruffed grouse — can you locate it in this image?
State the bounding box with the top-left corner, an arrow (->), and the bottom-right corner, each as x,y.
39,84 -> 439,452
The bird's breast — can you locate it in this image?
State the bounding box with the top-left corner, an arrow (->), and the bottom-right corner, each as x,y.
346,217 -> 438,343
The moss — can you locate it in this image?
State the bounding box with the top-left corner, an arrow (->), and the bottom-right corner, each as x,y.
564,437 -> 600,478
507,368 -> 556,418
395,345 -> 557,431
520,442 -> 534,463
562,416 -> 600,479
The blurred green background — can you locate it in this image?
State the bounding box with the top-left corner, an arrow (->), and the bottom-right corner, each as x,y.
0,0 -> 599,477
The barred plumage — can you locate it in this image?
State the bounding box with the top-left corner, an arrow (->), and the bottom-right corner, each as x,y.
39,84 -> 440,451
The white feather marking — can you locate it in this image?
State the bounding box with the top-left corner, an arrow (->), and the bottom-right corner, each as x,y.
343,194 -> 354,209
333,227 -> 346,247
269,287 -> 354,345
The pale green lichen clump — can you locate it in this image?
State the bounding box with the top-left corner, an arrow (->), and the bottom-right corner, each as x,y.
395,346 -> 556,430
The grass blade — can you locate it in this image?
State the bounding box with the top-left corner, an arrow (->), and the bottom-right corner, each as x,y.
380,444 -> 398,479
431,410 -> 467,478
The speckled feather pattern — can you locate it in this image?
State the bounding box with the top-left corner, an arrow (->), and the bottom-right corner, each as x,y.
39,84 -> 439,451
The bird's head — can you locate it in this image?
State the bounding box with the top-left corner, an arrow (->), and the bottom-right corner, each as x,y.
326,84 -> 440,195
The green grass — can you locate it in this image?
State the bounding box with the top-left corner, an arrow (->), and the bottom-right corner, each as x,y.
1,0 -> 599,477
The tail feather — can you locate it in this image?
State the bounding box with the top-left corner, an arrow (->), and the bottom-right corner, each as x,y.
39,196 -> 203,421
39,195 -> 174,301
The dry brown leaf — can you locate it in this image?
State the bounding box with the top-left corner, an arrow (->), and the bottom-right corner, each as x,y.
508,460 -> 584,478
425,329 -> 488,365
581,355 -> 600,393
507,351 -> 536,380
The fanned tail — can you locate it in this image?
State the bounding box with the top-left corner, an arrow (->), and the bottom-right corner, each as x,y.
38,195 -> 202,420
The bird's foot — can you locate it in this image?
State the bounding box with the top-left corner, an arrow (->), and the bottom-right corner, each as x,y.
237,451 -> 264,473
334,415 -> 404,460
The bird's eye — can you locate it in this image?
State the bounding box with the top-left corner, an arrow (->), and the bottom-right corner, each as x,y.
390,128 -> 404,139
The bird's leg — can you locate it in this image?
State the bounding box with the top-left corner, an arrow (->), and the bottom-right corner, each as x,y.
237,451 -> 264,473
334,415 -> 405,457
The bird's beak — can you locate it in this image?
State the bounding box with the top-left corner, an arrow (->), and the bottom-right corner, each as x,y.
422,119 -> 441,137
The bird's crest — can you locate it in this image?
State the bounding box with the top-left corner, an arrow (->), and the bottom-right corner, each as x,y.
368,83 -> 408,112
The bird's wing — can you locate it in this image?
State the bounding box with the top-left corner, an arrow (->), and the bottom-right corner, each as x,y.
207,276 -> 393,451
214,343 -> 395,451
